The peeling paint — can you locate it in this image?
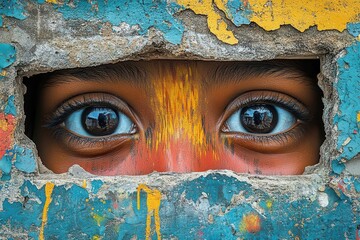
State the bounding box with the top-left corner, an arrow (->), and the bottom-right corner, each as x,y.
52,0 -> 184,44
0,0 -> 27,27
0,44 -> 16,79
14,145 -> 37,173
248,0 -> 360,32
333,40 -> 360,173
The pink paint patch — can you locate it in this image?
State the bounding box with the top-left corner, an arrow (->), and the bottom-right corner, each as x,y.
0,113 -> 16,159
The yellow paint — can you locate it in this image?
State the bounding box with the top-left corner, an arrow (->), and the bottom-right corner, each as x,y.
266,199 -> 272,209
357,111 -> 360,122
92,235 -> 101,240
247,0 -> 360,32
39,182 -> 55,240
0,70 -> 6,77
91,213 -> 106,226
151,64 -> 207,155
0,119 -> 8,131
176,0 -> 238,44
82,179 -> 87,188
176,0 -> 360,44
45,0 -> 58,3
137,184 -> 162,240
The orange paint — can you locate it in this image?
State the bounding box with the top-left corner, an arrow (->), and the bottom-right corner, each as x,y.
133,62 -> 219,172
240,213 -> 261,233
0,113 -> 16,159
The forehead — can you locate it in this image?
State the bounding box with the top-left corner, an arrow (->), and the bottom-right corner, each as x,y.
40,60 -> 319,87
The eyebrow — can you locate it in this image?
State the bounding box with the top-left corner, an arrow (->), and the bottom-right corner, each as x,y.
210,60 -> 319,88
41,62 -> 147,89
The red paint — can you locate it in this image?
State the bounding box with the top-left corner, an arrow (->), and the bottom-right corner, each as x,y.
243,213 -> 261,233
0,113 -> 16,159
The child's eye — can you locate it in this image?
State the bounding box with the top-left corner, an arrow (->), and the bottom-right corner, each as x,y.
224,104 -> 297,135
63,106 -> 136,137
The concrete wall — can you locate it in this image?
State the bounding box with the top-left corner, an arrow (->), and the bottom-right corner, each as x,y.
0,0 -> 359,239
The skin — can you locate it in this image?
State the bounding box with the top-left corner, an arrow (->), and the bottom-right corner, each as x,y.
32,60 -> 323,175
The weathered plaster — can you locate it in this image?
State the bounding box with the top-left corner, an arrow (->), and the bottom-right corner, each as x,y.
0,0 -> 359,239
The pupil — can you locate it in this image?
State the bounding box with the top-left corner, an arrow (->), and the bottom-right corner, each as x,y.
81,107 -> 119,136
240,104 -> 278,133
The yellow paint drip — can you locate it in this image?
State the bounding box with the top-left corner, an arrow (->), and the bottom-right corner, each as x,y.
248,0 -> 360,32
39,182 -> 55,240
82,179 -> 87,188
45,0 -> 58,3
137,184 -> 162,240
357,111 -> 360,122
176,0 -> 238,44
151,64 -> 207,156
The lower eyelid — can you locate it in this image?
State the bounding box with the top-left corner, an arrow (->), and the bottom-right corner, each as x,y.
50,126 -> 139,156
221,122 -> 307,153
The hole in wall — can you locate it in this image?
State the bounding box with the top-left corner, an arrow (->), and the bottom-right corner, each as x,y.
23,59 -> 323,176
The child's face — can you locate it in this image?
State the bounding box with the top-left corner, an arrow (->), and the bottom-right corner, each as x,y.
32,60 -> 323,175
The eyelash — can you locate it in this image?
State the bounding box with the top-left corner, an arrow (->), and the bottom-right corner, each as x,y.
221,91 -> 311,145
44,93 -> 137,146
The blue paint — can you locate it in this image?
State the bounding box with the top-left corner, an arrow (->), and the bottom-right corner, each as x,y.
0,150 -> 13,174
14,145 -> 37,173
0,0 -> 27,27
225,0 -> 251,26
53,0 -> 184,44
4,95 -> 16,116
347,22 -> 360,37
333,41 -> 360,173
0,174 -> 358,238
354,179 -> 360,193
0,43 -> 16,78
331,159 -> 345,174
91,180 -> 103,194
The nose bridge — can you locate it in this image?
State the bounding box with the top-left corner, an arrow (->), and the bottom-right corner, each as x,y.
149,62 -> 209,172
161,140 -> 197,172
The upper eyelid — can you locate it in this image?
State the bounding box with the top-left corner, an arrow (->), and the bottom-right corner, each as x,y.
43,93 -> 141,130
217,91 -> 311,131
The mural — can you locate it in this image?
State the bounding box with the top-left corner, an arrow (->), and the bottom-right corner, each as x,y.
0,0 -> 359,239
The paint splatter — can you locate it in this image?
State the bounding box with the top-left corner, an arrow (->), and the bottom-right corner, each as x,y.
91,213 -> 106,226
239,213 -> 261,233
39,182 -> 55,240
0,113 -> 16,160
137,184 -> 162,240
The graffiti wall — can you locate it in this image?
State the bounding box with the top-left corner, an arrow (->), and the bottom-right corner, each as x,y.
0,0 -> 360,239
